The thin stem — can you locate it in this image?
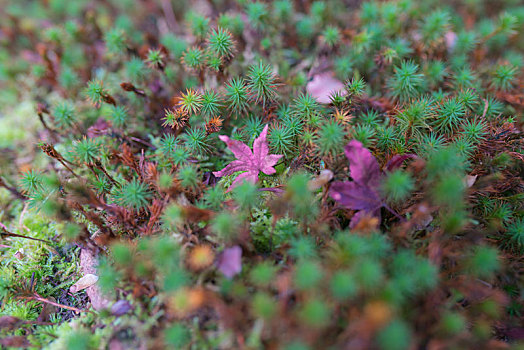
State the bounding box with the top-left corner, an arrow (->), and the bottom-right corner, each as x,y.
58,158 -> 80,178
0,226 -> 52,244
0,177 -> 27,201
384,204 -> 405,221
22,293 -> 85,313
37,114 -> 58,140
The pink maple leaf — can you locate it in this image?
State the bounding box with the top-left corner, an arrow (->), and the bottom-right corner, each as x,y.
306,71 -> 346,103
216,245 -> 242,279
329,140 -> 414,228
213,125 -> 283,189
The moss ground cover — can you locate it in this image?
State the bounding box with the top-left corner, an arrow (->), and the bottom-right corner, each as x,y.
0,0 -> 523,348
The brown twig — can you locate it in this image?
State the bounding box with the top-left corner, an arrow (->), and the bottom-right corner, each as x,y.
36,103 -> 59,142
128,136 -> 155,149
21,293 -> 85,313
0,177 -> 27,201
40,142 -> 80,177
0,225 -> 52,244
93,160 -> 119,186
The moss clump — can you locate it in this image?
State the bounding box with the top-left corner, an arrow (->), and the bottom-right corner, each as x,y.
0,0 -> 523,348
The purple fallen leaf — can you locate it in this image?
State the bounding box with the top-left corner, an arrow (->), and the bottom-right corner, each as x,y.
202,171 -> 218,186
213,125 -> 283,190
330,181 -> 382,212
344,140 -> 382,188
329,140 -> 389,228
259,187 -> 285,194
111,300 -> 133,316
502,327 -> 524,341
445,31 -> 458,52
21,50 -> 41,64
216,246 -> 242,279
307,72 -> 346,103
385,154 -> 416,172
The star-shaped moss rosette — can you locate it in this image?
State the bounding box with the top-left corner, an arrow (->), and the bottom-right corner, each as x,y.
213,125 -> 283,189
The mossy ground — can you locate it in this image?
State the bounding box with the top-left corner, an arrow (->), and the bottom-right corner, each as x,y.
0,0 -> 523,349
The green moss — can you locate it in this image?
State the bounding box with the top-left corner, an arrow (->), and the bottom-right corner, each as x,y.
1,0 -> 522,348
